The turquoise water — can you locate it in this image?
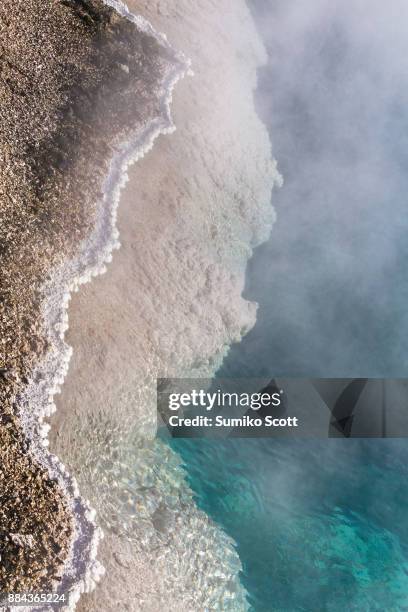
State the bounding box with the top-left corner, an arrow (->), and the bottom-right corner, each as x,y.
170,439 -> 408,611
167,1 -> 408,610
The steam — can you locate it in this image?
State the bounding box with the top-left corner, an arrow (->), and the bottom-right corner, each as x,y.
229,0 -> 408,377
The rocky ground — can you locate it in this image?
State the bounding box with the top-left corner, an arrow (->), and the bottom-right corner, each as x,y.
0,0 -> 180,596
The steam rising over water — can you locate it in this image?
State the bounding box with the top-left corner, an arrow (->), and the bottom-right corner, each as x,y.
169,2 -> 408,611
223,0 -> 408,378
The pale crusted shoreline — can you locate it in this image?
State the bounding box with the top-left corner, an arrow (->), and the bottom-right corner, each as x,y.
51,1 -> 280,610
0,0 -> 185,605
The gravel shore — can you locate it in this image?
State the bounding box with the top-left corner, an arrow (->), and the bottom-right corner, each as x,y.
0,0 -> 182,597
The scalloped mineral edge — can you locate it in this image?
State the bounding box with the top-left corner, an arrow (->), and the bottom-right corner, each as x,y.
10,3 -> 191,610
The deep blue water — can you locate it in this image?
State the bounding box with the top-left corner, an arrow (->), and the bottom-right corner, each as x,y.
168,1 -> 408,610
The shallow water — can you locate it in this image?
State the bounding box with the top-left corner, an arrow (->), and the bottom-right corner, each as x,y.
166,1 -> 408,610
